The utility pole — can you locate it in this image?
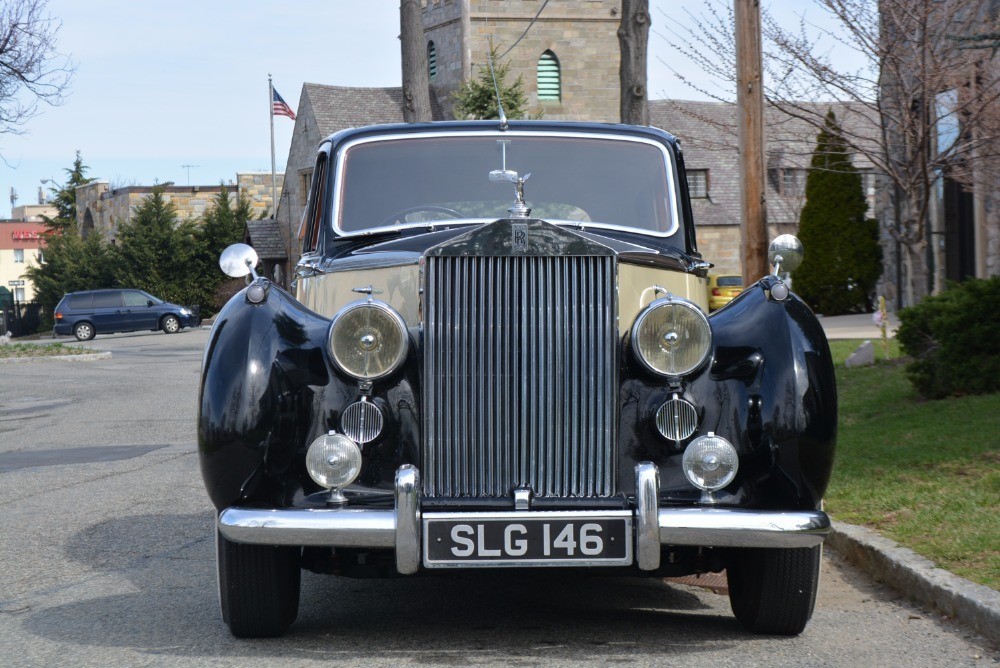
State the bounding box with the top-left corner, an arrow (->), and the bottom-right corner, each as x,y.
735,0 -> 769,284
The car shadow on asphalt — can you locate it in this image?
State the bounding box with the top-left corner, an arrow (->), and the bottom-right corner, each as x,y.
18,512 -> 763,660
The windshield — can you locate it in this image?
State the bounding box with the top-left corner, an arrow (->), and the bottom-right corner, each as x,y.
333,133 -> 678,237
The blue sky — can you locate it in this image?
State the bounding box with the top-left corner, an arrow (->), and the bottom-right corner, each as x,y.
1,1 -> 849,218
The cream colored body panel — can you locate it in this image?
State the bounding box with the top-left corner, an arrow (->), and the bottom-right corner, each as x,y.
295,260 -> 708,334
296,263 -> 421,323
618,262 -> 709,327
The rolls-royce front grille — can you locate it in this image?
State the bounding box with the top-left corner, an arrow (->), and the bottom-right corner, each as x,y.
423,255 -> 617,498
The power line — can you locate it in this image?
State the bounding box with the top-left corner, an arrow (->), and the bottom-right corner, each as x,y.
497,0 -> 551,60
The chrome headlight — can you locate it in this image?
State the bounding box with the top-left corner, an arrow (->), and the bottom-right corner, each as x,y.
328,301 -> 408,380
631,298 -> 712,377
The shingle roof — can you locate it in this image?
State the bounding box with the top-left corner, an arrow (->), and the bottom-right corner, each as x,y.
302,84 -> 447,137
650,99 -> 878,169
245,218 -> 287,260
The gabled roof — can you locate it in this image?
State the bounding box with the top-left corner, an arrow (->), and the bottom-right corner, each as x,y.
650,99 -> 878,169
302,84 -> 447,138
245,218 -> 287,260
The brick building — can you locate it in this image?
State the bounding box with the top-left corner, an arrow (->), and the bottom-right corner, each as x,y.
0,221 -> 46,303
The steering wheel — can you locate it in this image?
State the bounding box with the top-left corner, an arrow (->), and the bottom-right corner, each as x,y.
379,205 -> 465,227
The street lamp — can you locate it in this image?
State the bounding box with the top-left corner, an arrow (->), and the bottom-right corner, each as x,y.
40,178 -> 57,204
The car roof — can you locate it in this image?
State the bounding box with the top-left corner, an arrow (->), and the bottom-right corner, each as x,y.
320,119 -> 682,153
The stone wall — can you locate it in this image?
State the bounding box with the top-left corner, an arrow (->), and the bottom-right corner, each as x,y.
425,0 -> 622,122
423,0 -> 468,118
76,174 -> 282,241
237,172 -> 284,218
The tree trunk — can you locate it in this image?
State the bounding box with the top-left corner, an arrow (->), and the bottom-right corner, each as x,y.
618,0 -> 649,125
400,0 -> 432,123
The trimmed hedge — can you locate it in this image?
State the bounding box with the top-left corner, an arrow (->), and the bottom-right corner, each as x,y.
897,276 -> 1000,399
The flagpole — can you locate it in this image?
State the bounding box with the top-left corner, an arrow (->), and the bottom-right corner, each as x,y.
268,73 -> 277,219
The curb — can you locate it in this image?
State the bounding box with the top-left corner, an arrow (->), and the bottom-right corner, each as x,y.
828,521 -> 1000,644
0,351 -> 112,364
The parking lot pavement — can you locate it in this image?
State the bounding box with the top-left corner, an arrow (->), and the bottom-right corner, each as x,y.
1,326 -> 997,665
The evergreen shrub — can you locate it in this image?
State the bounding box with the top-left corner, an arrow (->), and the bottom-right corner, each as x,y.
896,276 -> 1000,399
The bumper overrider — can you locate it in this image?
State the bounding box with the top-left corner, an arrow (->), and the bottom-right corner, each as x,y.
217,463 -> 830,575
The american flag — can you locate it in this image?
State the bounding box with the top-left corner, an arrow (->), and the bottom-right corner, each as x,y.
272,87 -> 296,120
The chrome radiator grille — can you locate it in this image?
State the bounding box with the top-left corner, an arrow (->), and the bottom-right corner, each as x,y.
423,255 -> 617,498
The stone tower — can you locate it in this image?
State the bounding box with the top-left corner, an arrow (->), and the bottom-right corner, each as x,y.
422,0 -> 622,122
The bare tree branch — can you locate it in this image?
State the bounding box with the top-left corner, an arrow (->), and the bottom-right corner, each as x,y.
657,0 -> 1000,304
0,0 -> 75,139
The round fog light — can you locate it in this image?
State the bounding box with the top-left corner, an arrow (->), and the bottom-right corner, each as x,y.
682,433 -> 738,491
306,432 -> 362,490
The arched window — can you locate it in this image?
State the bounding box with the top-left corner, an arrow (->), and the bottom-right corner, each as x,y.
537,50 -> 561,101
427,41 -> 437,80
82,208 -> 95,239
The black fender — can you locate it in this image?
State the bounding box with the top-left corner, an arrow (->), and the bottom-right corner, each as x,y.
198,284 -> 340,510
619,276 -> 836,509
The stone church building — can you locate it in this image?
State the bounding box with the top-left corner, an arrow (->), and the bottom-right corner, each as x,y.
273,0 -> 997,309
276,0 -> 872,283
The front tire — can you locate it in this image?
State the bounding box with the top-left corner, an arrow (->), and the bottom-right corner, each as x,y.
726,546 -> 821,635
217,529 -> 301,638
161,314 -> 181,334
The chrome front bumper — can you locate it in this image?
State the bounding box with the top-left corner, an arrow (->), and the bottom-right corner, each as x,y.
217,462 -> 830,575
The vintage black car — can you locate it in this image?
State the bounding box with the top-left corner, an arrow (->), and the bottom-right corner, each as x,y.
199,120 -> 836,638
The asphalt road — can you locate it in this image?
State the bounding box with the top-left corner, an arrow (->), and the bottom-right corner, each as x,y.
0,328 -> 996,667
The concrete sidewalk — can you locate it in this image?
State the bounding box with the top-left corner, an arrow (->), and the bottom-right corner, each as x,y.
819,312 -> 900,340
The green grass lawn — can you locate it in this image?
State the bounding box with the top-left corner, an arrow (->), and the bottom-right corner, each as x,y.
825,339 -> 1000,590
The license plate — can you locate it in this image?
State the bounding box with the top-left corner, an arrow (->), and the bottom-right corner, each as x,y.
423,511 -> 633,568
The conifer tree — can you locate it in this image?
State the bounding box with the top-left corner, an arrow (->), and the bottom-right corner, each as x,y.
42,151 -> 92,233
24,227 -> 113,315
792,111 -> 882,315
112,187 -> 197,305
26,152 -> 111,325
452,47 -> 529,120
193,185 -> 255,311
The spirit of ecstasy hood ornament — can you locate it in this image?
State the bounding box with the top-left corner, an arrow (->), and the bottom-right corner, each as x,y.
490,169 -> 531,218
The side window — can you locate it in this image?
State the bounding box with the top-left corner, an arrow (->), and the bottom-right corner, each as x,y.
68,294 -> 93,309
123,291 -> 148,307
300,152 -> 329,253
92,291 -> 123,308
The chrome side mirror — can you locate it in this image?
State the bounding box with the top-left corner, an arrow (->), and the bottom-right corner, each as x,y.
767,235 -> 803,302
220,244 -> 269,304
768,235 -> 804,276
220,243 -> 260,279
